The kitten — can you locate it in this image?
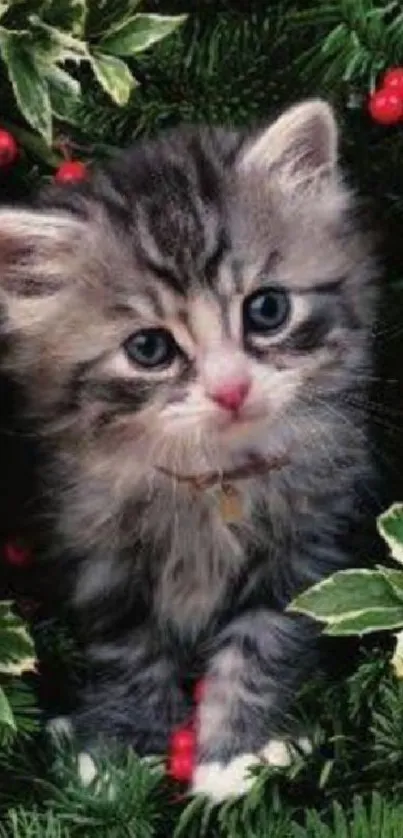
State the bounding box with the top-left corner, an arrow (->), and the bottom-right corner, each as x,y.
0,100 -> 378,800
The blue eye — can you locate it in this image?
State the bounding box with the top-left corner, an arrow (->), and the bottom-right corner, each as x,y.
124,328 -> 177,369
243,286 -> 290,335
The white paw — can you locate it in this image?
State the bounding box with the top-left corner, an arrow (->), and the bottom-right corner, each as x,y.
192,737 -> 313,802
260,736 -> 312,767
192,753 -> 260,802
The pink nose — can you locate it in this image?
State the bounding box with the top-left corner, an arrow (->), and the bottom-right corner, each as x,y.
210,379 -> 251,413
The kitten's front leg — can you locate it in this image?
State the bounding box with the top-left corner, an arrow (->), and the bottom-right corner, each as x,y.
72,631 -> 190,756
193,610 -> 316,802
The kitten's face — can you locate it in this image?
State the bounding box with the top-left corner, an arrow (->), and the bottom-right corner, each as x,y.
0,101 -> 376,487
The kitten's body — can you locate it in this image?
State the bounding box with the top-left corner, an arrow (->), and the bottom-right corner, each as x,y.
0,102 -> 379,799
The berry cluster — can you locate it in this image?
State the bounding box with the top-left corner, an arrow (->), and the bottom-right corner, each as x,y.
369,67 -> 403,125
0,126 -> 88,182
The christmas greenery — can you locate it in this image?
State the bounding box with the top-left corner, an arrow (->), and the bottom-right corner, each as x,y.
0,0 -> 185,164
1,1 -> 403,836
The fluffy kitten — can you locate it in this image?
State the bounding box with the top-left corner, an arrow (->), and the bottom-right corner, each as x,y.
0,100 -> 378,800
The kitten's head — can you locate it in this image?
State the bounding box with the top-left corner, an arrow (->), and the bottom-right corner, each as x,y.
0,100 -> 376,491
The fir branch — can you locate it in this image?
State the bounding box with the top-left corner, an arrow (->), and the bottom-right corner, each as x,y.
291,0 -> 403,92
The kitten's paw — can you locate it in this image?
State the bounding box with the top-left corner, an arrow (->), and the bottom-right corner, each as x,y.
192,738 -> 312,802
192,754 -> 260,802
260,736 -> 312,767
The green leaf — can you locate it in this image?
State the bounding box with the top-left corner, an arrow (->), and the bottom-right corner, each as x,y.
324,606 -> 403,636
379,567 -> 403,602
378,503 -> 403,565
85,0 -> 142,40
0,30 -> 52,141
44,0 -> 87,37
0,686 -> 16,732
0,2 -> 9,21
46,65 -> 81,122
28,15 -> 89,62
90,51 -> 137,105
100,12 -> 187,57
0,602 -> 36,676
288,569 -> 402,623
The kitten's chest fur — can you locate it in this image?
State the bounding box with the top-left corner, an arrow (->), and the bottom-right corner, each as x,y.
150,483 -> 254,632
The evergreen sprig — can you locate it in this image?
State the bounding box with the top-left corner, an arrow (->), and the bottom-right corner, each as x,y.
291,0 -> 403,92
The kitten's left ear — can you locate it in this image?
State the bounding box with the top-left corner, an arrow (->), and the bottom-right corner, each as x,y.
0,208 -> 86,297
238,100 -> 338,190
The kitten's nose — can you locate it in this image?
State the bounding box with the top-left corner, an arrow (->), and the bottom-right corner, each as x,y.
209,379 -> 251,413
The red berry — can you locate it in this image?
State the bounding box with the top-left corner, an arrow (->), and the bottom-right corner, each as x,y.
368,88 -> 403,125
3,541 -> 32,567
193,678 -> 207,704
383,67 -> 403,99
169,726 -> 196,755
167,751 -> 194,783
0,129 -> 18,166
55,160 -> 88,183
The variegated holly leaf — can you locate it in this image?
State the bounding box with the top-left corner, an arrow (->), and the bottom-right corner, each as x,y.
378,503 -> 403,566
379,566 -> 403,602
100,12 -> 186,57
44,0 -> 87,38
46,65 -> 81,123
288,569 -> 402,623
28,15 -> 89,62
0,686 -> 16,733
87,0 -> 142,37
90,51 -> 137,105
323,607 -> 403,637
0,602 -> 36,677
0,29 -> 52,141
0,2 -> 9,21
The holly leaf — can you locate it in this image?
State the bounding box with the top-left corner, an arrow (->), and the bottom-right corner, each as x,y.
379,566 -> 403,602
0,686 -> 16,733
46,65 -> 81,123
0,603 -> 36,676
90,51 -> 137,105
0,29 -> 52,141
99,12 -> 186,57
378,503 -> 403,566
87,0 -> 143,38
287,569 -> 402,623
324,607 -> 403,636
28,15 -> 89,62
0,2 -> 9,21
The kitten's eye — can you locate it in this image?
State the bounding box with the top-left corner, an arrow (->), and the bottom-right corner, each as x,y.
243,286 -> 290,336
124,328 -> 177,369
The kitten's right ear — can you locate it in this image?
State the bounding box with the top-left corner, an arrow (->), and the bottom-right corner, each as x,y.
238,99 -> 338,192
0,208 -> 85,297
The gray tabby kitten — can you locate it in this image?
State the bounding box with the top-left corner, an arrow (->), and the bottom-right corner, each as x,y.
0,100 -> 377,800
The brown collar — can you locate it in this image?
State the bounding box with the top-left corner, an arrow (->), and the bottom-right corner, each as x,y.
156,452 -> 289,492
